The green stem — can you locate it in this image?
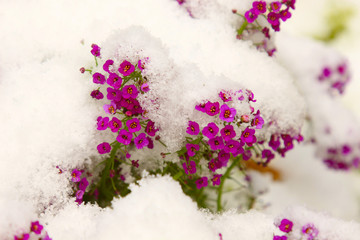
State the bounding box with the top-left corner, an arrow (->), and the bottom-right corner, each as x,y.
217,156 -> 243,212
237,20 -> 248,36
94,56 -> 98,67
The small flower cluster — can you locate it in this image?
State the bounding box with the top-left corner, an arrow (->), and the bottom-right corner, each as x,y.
317,61 -> 350,95
71,168 -> 89,204
274,218 -> 319,240
14,221 -> 51,240
322,144 -> 360,170
233,0 -> 296,56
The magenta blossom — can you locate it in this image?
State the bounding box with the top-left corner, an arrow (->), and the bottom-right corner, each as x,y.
195,176 -> 208,189
91,44 -> 101,57
262,149 -> 275,164
186,121 -> 200,135
301,223 -> 319,240
107,73 -> 122,89
103,59 -> 114,73
182,161 -> 197,175
219,104 -> 236,122
220,125 -> 236,141
141,83 -> 150,92
245,9 -> 258,23
97,116 -> 109,130
279,218 -> 293,233
134,133 -> 149,149
79,177 -> 89,191
126,118 -> 141,133
202,122 -> 219,139
71,169 -> 82,183
273,236 -> 287,240
117,129 -> 133,145
208,158 -> 221,172
282,0 -> 295,9
270,1 -> 282,12
224,140 -> 241,154
195,103 -> 206,113
186,143 -> 200,157
14,233 -> 30,240
269,134 -> 281,150
106,87 -> 122,101
76,189 -> 84,200
90,90 -> 104,100
205,101 -> 220,116
219,91 -> 232,102
122,84 -> 138,99
212,174 -> 222,186
92,72 -> 106,84
118,60 -> 135,76
208,136 -> 224,151
97,142 -> 111,154
103,102 -> 117,115
279,9 -> 292,21
145,120 -> 158,136
218,150 -> 230,167
243,149 -> 252,160
241,127 -> 257,146
109,117 -> 122,132
251,111 -> 264,129
268,12 -> 280,25
31,221 -> 43,235
253,1 -> 267,14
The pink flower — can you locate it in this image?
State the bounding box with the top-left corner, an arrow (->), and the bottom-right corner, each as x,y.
267,12 -> 280,25
279,9 -> 292,21
252,1 -> 267,14
186,143 -> 200,157
71,169 -> 82,183
218,150 -> 230,167
134,133 -> 149,149
208,136 -> 224,151
219,104 -> 236,122
91,44 -> 101,57
301,223 -> 319,240
118,60 -> 135,76
220,125 -> 236,141
103,59 -> 114,73
262,149 -> 275,164
106,87 -> 122,101
251,111 -> 264,129
186,121 -> 200,135
107,73 -> 122,89
79,177 -> 89,191
270,1 -> 282,12
76,190 -> 84,200
182,161 -> 197,174
145,120 -> 158,136
208,158 -> 221,172
279,218 -> 293,233
219,91 -> 232,102
126,118 -> 141,133
103,102 -> 117,115
14,233 -> 30,240
90,90 -> 104,100
92,72 -> 106,84
273,236 -> 287,240
243,149 -> 252,160
245,9 -> 258,23
195,103 -> 206,113
141,83 -> 150,92
241,127 -> 257,146
109,117 -> 122,132
195,176 -> 208,189
282,0 -> 295,10
122,85 -> 138,99
202,122 -> 219,139
269,134 -> 281,150
97,116 -> 109,130
117,129 -> 133,145
212,174 -> 222,186
224,140 -> 241,154
30,221 -> 43,235
97,142 -> 111,154
205,101 -> 220,116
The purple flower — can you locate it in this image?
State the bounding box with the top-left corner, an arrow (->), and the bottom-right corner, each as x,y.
218,150 -> 230,167
246,90 -> 256,102
186,143 -> 200,157
219,91 -> 232,102
241,127 -> 257,146
116,129 -> 133,145
118,60 -> 135,76
195,103 -> 206,113
262,27 -> 270,39
76,189 -> 84,200
97,142 -> 111,154
253,1 -> 267,14
122,85 -> 138,99
31,221 -> 43,235
79,177 -> 89,191
205,101 -> 220,116
208,136 -> 224,151
107,87 -> 122,101
268,12 -> 280,25
342,145 -> 352,155
107,73 -> 122,89
282,134 -> 293,150
182,161 -> 197,174
103,59 -> 114,73
208,158 -> 221,172
147,137 -> 154,149
97,116 -> 109,130
186,121 -> 200,135
282,0 -> 295,10
251,111 -> 264,129
224,140 -> 241,154
103,102 -> 117,115
92,72 -> 106,84
245,9 -> 258,23
195,176 -> 208,189
243,149 -> 252,160
145,120 -> 158,136
270,1 -> 282,12
262,149 -> 275,164
141,83 -> 150,92
212,174 -> 222,186
202,122 -> 219,139
126,118 -> 141,133
71,169 -> 82,183
272,23 -> 280,32
220,125 -> 236,141
134,133 -> 149,149
14,233 -> 30,240
301,223 -> 319,240
109,117 -> 122,132
43,233 -> 52,240
232,142 -> 245,157
91,44 -> 101,57
279,218 -> 293,233
91,90 -> 104,100
219,104 -> 236,122
279,9 -> 292,21
269,134 -> 281,150
273,236 -> 287,240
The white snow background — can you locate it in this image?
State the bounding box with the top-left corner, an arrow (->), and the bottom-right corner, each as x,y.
0,0 -> 360,239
